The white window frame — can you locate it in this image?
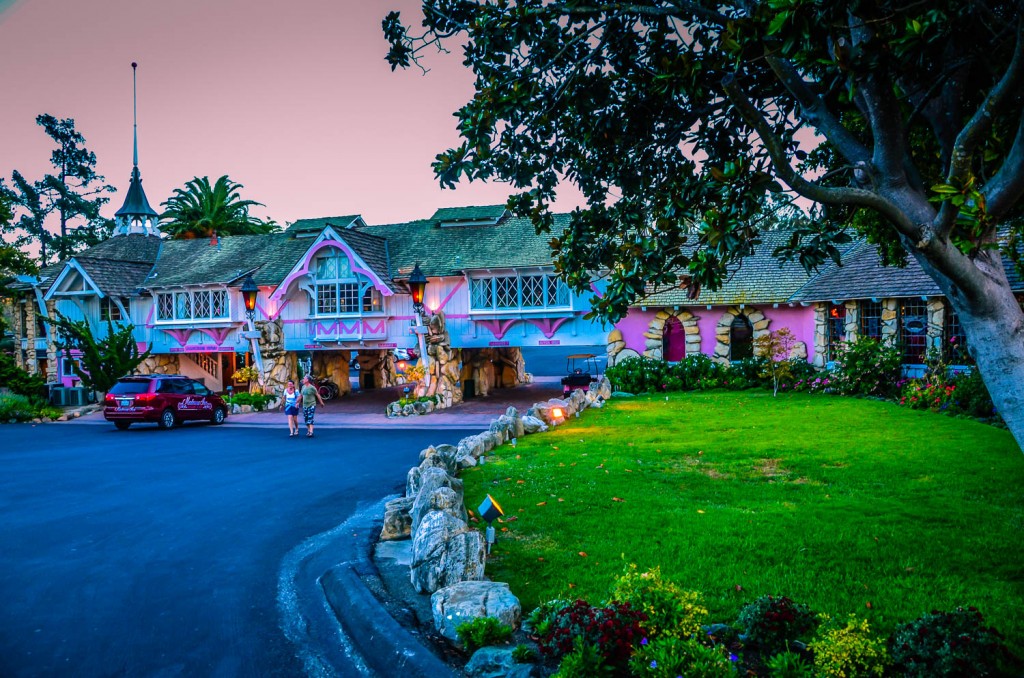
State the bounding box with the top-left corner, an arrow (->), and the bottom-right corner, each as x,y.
310,253 -> 384,318
468,273 -> 572,314
154,289 -> 230,323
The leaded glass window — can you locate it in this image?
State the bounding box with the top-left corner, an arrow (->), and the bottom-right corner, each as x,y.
339,283 -> 361,313
469,273 -> 571,311
155,290 -> 230,322
310,252 -> 380,316
495,277 -> 518,309
859,300 -> 882,340
899,299 -> 929,363
944,305 -> 970,364
826,303 -> 846,362
317,285 -> 338,314
470,279 -> 492,308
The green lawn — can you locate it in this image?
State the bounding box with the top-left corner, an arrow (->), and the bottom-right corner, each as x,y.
462,391 -> 1024,649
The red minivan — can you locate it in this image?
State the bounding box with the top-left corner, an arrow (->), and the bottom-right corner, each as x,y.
103,375 -> 229,430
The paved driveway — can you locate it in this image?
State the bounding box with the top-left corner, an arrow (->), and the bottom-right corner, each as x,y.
0,420 -> 476,677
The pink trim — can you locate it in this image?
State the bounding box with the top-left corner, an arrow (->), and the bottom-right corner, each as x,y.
309,319 -> 388,337
446,313 -> 469,319
526,316 -> 572,339
433,278 -> 466,313
198,327 -> 234,346
271,240 -> 394,301
162,328 -> 193,347
145,306 -> 155,329
282,318 -> 306,325
590,283 -> 604,298
363,319 -> 387,334
136,342 -> 149,353
476,319 -> 519,340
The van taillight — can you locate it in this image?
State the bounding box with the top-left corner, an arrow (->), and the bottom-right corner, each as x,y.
135,393 -> 155,403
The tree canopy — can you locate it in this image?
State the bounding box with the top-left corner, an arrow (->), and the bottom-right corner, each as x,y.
1,116 -> 114,265
159,175 -> 279,239
385,0 -> 1024,450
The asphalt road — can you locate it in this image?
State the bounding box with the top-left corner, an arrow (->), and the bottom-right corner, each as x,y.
0,420 -> 476,677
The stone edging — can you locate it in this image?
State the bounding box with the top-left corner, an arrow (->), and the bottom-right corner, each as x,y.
377,376 -> 614,667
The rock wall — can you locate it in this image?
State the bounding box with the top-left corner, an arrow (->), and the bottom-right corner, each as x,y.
137,353 -> 181,375
381,378 -> 614,642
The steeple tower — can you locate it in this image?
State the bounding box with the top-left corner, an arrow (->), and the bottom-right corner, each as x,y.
114,62 -> 159,237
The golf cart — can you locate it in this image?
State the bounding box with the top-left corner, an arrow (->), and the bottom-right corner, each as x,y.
561,353 -> 601,397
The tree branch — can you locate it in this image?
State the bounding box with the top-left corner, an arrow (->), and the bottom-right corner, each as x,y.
982,110 -> 1024,218
721,73 -> 921,239
849,15 -> 909,186
948,18 -> 1024,184
764,55 -> 871,167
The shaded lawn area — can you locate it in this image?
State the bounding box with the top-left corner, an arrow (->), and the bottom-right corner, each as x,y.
462,391 -> 1024,650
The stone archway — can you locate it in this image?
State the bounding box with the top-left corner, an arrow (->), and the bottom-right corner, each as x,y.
643,309 -> 701,361
713,306 -> 769,363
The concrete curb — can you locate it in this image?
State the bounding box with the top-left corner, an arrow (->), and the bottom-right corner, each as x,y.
320,532 -> 457,678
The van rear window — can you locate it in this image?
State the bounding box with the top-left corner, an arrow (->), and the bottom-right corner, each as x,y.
109,381 -> 150,395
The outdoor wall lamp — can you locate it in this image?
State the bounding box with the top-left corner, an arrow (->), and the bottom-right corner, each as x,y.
408,263 -> 427,314
478,494 -> 505,553
241,275 -> 259,321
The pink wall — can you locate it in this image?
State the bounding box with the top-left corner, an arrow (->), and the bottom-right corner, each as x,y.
615,304 -> 818,363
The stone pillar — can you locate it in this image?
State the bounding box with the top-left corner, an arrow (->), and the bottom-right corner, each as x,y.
10,298 -> 25,370
643,310 -> 669,361
256,318 -> 295,399
606,328 -> 625,364
683,311 -> 702,356
843,300 -> 858,341
44,299 -> 58,383
881,299 -> 899,342
423,311 -> 463,409
927,298 -> 945,355
24,296 -> 37,374
137,353 -> 181,375
812,303 -> 827,368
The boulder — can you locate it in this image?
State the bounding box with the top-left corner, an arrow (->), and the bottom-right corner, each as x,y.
595,376 -> 612,400
411,468 -> 466,532
379,496 -> 414,541
534,399 -> 570,426
459,436 -> 486,460
520,415 -> 547,434
464,647 -> 516,678
418,445 -> 438,463
411,495 -> 486,594
435,444 -> 460,472
430,580 -> 522,641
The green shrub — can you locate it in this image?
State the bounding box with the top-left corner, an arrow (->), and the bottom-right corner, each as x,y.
511,643 -> 537,663
554,638 -> 610,677
811,615 -> 889,677
39,406 -> 63,421
951,369 -> 995,418
888,607 -> 1016,677
225,391 -> 275,411
606,357 -> 670,394
608,563 -> 707,639
524,599 -> 571,639
0,393 -> 37,422
455,616 -> 512,653
736,595 -> 817,654
0,352 -> 46,398
831,338 -> 902,397
540,599 -> 646,669
628,637 -> 738,678
765,650 -> 814,677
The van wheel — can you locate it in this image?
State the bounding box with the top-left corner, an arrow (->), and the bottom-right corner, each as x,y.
114,421 -> 131,431
159,409 -> 177,430
211,407 -> 226,425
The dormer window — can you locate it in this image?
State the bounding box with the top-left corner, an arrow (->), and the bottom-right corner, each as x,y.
311,252 -> 382,316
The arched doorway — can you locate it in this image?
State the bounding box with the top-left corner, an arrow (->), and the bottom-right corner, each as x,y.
730,315 -> 754,360
663,316 -> 687,362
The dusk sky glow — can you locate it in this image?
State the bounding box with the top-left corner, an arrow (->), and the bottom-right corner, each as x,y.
0,0 -> 585,228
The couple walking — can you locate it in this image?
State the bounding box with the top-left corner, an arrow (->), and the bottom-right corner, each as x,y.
282,375 -> 324,437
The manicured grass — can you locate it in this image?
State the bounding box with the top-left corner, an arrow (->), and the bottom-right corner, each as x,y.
462,391 -> 1024,649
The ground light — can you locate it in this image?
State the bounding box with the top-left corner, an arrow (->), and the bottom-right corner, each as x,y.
477,494 -> 504,553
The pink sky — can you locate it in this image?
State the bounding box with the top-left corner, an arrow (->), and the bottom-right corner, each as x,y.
0,0 -> 584,229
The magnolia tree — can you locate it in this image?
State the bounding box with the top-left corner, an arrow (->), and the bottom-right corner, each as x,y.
385,1 -> 1024,450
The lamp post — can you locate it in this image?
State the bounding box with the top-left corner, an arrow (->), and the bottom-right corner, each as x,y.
407,263 -> 431,389
239,275 -> 264,380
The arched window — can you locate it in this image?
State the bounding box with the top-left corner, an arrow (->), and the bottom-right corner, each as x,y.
663,315 -> 686,362
730,314 -> 754,360
826,303 -> 846,362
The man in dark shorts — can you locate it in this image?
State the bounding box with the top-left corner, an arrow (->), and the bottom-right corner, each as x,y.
300,375 -> 325,437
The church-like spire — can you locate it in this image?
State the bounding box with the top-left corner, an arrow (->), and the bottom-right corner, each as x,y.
114,62 -> 159,237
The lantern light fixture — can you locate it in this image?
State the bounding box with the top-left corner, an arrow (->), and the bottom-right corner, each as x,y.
408,263 -> 427,314
241,275 -> 259,321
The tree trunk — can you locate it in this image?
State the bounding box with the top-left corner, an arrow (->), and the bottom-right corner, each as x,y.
950,280 -> 1024,453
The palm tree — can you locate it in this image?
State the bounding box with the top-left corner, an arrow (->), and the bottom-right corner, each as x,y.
159,175 -> 278,239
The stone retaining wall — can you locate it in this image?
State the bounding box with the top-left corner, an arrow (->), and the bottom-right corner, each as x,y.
379,376 -> 614,648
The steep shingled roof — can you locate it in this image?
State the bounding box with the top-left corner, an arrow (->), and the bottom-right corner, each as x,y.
286,215 -> 362,234
791,240 -> 1024,301
358,206 -> 568,278
638,229 -> 819,306
76,258 -> 156,298
141,234 -> 311,288
430,205 -> 508,224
